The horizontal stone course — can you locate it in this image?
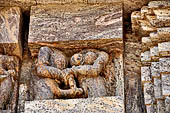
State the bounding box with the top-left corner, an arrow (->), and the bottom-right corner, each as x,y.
28,3 -> 123,57
29,3 -> 122,43
141,51 -> 151,62
24,96 -> 124,113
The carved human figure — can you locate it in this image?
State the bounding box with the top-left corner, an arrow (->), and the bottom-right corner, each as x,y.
35,47 -> 83,99
0,55 -> 17,109
70,49 -> 109,97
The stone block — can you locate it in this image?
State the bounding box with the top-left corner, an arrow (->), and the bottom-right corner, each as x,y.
0,0 -> 36,13
0,7 -> 22,59
165,96 -> 170,113
141,51 -> 151,62
149,32 -> 160,42
150,46 -> 159,60
157,27 -> 170,39
24,96 -> 124,113
36,0 -> 85,4
153,78 -> 162,99
161,74 -> 170,96
142,37 -> 152,51
156,100 -> 165,113
18,84 -> 29,113
159,58 -> 170,73
146,104 -> 157,113
141,66 -> 151,82
0,55 -> 20,112
28,3 -> 123,57
144,82 -> 155,105
151,62 -> 160,78
148,1 -> 170,8
158,42 -> 170,57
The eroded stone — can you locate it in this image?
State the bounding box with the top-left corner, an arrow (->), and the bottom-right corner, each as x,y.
144,82 -> 155,105
0,7 -> 23,59
158,42 -> 170,57
159,58 -> 170,73
146,104 -> 157,113
141,51 -> 151,62
24,96 -> 124,113
150,46 -> 159,60
151,62 -> 160,78
141,66 -> 151,82
153,78 -> 162,99
161,74 -> 170,96
28,3 -> 123,57
156,100 -> 165,113
165,96 -> 170,113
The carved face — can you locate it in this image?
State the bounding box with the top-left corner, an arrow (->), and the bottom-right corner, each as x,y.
70,53 -> 83,66
71,52 -> 97,66
50,50 -> 68,70
83,52 -> 97,65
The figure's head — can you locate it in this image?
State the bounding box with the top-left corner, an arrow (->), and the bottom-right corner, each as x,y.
51,50 -> 68,70
83,52 -> 97,65
70,53 -> 83,66
70,51 -> 97,66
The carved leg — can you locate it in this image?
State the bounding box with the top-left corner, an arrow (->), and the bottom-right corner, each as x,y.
81,81 -> 88,98
45,78 -> 83,98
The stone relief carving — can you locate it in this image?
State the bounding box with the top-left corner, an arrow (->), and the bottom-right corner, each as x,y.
0,3 -> 124,113
33,47 -> 109,99
0,55 -> 19,110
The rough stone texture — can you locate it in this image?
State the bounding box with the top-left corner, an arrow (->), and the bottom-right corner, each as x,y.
27,3 -> 124,101
148,1 -> 170,8
156,100 -> 165,113
143,82 -> 155,105
159,58 -> 170,73
28,3 -> 123,57
141,51 -> 151,62
161,74 -> 170,96
88,0 -> 152,19
151,62 -> 160,78
134,1 -> 170,113
153,78 -> 162,99
0,0 -> 36,14
165,96 -> 170,113
142,37 -> 152,51
36,0 -> 85,4
0,0 -> 152,19
0,55 -> 20,112
158,42 -> 170,57
146,104 -> 157,113
141,66 -> 151,82
24,96 -> 124,113
124,41 -> 144,113
150,46 -> 159,60
0,7 -> 23,59
18,84 -> 29,113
